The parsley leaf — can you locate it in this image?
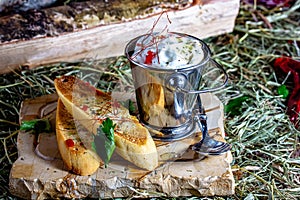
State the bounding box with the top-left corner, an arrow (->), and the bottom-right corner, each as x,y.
127,99 -> 136,114
92,118 -> 116,167
277,84 -> 289,99
120,99 -> 136,114
20,119 -> 51,133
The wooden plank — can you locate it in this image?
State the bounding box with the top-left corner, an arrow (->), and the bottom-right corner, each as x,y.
9,92 -> 234,199
0,0 -> 240,74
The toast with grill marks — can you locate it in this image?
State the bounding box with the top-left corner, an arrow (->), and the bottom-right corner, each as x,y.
56,98 -> 102,176
54,76 -> 158,171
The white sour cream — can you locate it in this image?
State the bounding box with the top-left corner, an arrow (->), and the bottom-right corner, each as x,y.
132,32 -> 205,69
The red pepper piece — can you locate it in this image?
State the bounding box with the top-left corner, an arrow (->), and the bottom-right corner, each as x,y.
144,50 -> 156,64
274,57 -> 300,128
287,71 -> 300,127
65,139 -> 75,148
274,57 -> 300,73
82,105 -> 88,111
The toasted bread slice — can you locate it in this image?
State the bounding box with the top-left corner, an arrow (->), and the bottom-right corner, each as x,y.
56,98 -> 101,175
54,76 -> 158,171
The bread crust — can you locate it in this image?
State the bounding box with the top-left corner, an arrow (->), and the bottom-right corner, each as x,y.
54,76 -> 158,171
56,98 -> 101,176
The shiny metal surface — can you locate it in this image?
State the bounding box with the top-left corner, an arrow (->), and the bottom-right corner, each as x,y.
125,32 -> 228,141
192,95 -> 231,155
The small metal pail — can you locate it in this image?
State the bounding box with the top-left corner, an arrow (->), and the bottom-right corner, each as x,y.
125,32 -> 228,141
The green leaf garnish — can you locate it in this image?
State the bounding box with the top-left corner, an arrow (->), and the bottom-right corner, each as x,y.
20,119 -> 51,133
92,118 -> 116,167
120,99 -> 136,114
225,96 -> 251,117
277,84 -> 289,99
126,99 -> 136,114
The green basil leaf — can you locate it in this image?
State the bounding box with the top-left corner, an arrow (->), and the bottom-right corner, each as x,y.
277,84 -> 289,99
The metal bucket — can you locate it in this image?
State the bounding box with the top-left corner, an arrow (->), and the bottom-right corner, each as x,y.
125,32 -> 228,141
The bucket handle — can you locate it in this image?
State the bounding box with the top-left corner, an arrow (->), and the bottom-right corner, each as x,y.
177,59 -> 228,94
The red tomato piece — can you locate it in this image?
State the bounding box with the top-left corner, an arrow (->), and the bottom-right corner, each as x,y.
82,105 -> 88,111
65,139 -> 75,148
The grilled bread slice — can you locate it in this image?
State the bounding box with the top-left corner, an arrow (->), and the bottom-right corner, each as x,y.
56,98 -> 102,175
54,76 -> 158,171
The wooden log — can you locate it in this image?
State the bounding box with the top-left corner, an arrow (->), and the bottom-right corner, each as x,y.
0,0 -> 240,74
0,0 -> 197,42
9,92 -> 234,199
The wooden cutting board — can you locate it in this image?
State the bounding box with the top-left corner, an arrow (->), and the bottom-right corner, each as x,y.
9,92 -> 234,199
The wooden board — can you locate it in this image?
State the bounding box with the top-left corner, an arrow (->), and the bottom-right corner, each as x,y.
9,92 -> 234,199
0,0 -> 240,74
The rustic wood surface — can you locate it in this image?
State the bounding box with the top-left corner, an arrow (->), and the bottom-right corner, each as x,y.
9,92 -> 234,199
0,0 -> 240,74
0,0 -> 196,42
